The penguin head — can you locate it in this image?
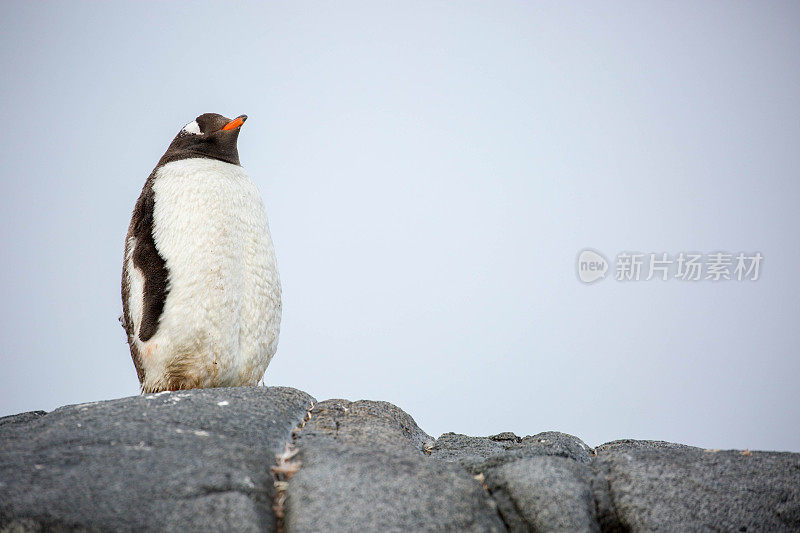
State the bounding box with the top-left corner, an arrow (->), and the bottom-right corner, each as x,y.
161,113 -> 248,166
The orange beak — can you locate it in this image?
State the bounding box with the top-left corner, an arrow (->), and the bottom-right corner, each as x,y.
222,114 -> 247,131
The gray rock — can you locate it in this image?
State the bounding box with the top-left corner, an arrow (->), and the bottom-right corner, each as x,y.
0,411 -> 47,428
518,431 -> 595,465
2,390 -> 799,532
485,456 -> 599,532
593,440 -> 800,531
285,399 -> 506,532
432,431 -> 597,531
431,432 -> 800,532
432,430 -> 594,473
0,386 -> 315,532
295,398 -> 434,453
430,432 -> 506,466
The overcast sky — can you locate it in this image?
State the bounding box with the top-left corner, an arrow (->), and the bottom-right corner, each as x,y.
1,2 -> 798,452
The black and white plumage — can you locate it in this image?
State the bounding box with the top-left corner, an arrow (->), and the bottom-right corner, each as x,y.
121,113 -> 281,393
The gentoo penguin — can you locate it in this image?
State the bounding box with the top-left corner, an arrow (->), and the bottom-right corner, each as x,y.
121,113 -> 281,393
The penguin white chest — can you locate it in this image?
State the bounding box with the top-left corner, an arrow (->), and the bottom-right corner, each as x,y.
133,158 -> 281,391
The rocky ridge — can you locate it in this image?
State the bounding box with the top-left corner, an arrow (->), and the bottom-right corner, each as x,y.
1,387 -> 798,532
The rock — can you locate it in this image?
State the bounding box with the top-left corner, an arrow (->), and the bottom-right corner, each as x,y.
2,390 -> 799,532
0,410 -> 47,428
0,387 -> 314,532
429,432 -> 506,466
432,431 -> 597,531
294,398 -> 434,452
593,440 -> 800,531
431,432 -> 800,532
285,399 -> 506,532
518,431 -> 595,465
486,456 -> 598,532
431,430 -> 594,473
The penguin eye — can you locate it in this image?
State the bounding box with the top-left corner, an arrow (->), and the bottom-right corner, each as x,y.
182,120 -> 203,135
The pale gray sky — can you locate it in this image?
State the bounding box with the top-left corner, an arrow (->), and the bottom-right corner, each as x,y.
1,2 -> 798,452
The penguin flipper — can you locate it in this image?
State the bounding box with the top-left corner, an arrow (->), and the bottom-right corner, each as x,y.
129,181 -> 170,343
121,178 -> 170,387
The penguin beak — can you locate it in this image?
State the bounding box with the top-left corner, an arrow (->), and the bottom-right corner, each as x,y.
222,115 -> 247,131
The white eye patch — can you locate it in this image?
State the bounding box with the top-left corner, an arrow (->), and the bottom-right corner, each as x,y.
182,120 -> 202,135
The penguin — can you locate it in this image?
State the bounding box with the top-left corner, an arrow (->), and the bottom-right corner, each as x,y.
121,113 -> 281,393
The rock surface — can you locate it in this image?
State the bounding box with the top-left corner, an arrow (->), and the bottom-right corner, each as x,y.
432,431 -> 599,531
593,440 -> 800,532
285,399 -> 505,532
1,387 -> 798,532
0,387 -> 314,532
